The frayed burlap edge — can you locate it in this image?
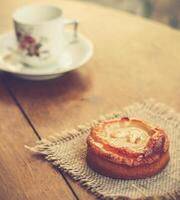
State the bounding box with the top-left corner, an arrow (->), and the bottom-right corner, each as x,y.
26,99 -> 180,200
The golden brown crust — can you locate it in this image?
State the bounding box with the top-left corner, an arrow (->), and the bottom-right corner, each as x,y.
87,147 -> 170,179
86,117 -> 170,179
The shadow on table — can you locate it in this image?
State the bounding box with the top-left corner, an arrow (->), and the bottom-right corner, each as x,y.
2,70 -> 92,103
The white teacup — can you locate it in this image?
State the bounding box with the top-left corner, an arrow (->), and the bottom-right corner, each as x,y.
13,5 -> 78,68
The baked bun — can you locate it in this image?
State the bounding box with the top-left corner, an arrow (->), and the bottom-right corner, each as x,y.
86,117 -> 170,179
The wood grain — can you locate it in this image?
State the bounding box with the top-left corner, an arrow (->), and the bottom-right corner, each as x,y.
1,0 -> 180,199
0,77 -> 76,200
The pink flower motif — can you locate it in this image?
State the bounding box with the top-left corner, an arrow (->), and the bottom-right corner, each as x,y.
24,35 -> 36,44
19,35 -> 36,50
17,31 -> 48,57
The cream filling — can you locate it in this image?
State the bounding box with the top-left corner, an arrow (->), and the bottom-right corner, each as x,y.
100,123 -> 150,152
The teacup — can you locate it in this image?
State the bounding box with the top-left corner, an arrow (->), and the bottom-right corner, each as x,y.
13,5 -> 78,68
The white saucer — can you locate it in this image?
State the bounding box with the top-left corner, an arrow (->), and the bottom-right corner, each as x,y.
0,31 -> 93,80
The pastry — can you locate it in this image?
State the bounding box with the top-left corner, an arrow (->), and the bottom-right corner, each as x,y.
86,117 -> 170,179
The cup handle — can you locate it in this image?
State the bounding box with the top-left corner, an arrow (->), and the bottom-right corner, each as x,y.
63,19 -> 79,42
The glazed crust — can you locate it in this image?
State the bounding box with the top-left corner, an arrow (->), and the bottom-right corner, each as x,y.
87,147 -> 170,179
86,117 -> 170,179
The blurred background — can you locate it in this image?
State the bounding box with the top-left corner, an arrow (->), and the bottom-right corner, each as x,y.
0,0 -> 180,32
82,0 -> 180,29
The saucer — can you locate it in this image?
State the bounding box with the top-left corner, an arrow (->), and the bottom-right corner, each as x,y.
0,31 -> 93,80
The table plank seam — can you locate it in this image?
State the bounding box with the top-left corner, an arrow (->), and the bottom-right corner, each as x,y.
2,75 -> 41,140
1,74 -> 80,200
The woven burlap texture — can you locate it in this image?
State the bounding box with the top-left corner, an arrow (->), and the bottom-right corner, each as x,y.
27,100 -> 180,200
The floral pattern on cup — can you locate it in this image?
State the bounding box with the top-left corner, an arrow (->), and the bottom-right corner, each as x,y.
16,30 -> 50,59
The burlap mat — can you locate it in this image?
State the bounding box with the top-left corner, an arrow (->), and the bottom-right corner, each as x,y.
27,100 -> 180,200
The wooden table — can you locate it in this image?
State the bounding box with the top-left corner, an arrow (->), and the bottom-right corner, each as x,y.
0,0 -> 180,199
